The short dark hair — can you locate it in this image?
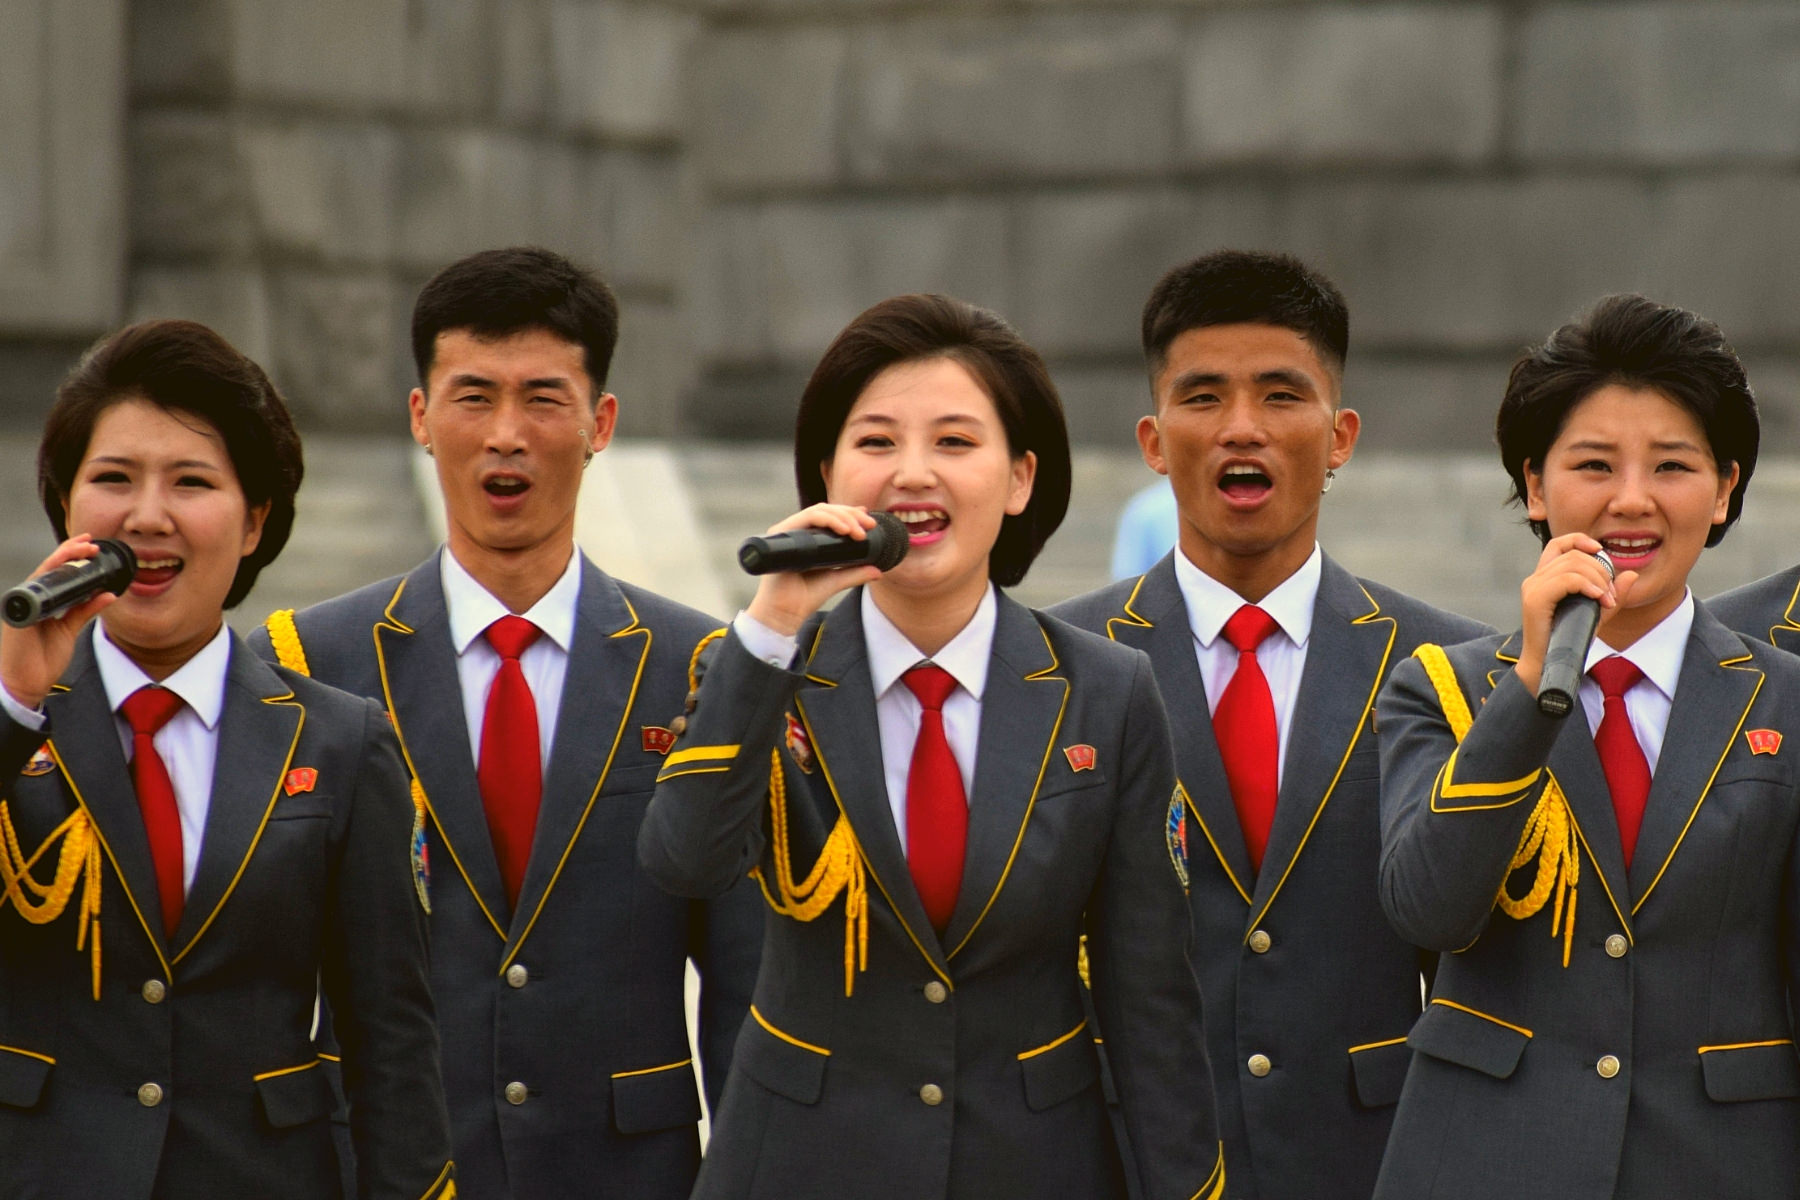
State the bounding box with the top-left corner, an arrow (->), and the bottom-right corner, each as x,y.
411,246 -> 620,393
1497,293 -> 1759,548
792,294 -> 1071,589
39,319 -> 305,608
1140,249 -> 1350,383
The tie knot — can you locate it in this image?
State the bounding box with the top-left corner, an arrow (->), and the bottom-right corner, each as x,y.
903,663 -> 958,712
1590,655 -> 1644,700
485,615 -> 541,661
1222,605 -> 1280,654
120,686 -> 184,737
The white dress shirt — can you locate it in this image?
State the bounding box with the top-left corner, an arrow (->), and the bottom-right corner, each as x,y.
733,586 -> 997,853
441,546 -> 581,774
1173,544 -> 1323,790
1580,590 -> 1693,776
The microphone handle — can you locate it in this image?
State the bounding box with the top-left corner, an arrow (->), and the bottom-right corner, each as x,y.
739,528 -> 886,575
2,540 -> 137,628
1536,594 -> 1602,718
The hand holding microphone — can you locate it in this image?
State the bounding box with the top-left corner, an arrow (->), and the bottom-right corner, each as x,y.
1515,533 -> 1637,714
0,536 -> 136,713
741,505 -> 912,638
1536,548 -> 1615,717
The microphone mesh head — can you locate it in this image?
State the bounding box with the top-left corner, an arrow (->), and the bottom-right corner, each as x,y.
869,511 -> 910,572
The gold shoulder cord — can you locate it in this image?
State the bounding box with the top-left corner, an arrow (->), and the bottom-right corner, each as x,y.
266,609 -> 432,883
1414,644 -> 1580,967
752,750 -> 868,997
1,802 -> 103,998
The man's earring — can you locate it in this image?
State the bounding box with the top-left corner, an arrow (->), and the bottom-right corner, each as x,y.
424,442 -> 434,457
1322,469 -> 1335,494
580,430 -> 594,466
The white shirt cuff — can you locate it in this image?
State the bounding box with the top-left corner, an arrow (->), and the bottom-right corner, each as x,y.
733,611 -> 800,669
0,685 -> 47,732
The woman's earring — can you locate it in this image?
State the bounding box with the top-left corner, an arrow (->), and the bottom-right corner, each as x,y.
1322,469 -> 1335,494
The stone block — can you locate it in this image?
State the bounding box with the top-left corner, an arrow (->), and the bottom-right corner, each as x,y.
1340,355 -> 1519,454
267,270 -> 402,430
126,265 -> 274,364
608,300 -> 690,437
691,26 -> 849,191
1515,3 -> 1800,162
130,0 -> 232,100
1047,362 -> 1152,450
397,0 -> 491,117
129,110 -> 254,259
1012,185 -> 1281,359
589,150 -> 684,294
239,120 -> 398,264
549,0 -> 699,140
1633,176 -> 1800,345
395,131 -> 597,272
696,197 -> 1012,364
0,338 -> 93,428
496,0 -> 554,124
228,0 -> 410,110
691,205 -> 773,363
1183,4 -> 1503,164
844,13 -> 1183,183
1281,176 -> 1658,350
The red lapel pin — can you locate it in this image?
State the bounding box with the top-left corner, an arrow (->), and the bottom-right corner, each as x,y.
284,767 -> 318,795
1063,744 -> 1097,772
1746,728 -> 1782,757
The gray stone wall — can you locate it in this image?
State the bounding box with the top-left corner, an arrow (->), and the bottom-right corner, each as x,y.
688,0 -> 1800,453
4,0 -> 1798,457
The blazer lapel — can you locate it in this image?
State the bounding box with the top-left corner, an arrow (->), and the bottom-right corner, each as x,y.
941,593 -> 1068,959
1627,608 -> 1763,911
1108,558 -> 1256,902
376,556 -> 511,938
506,559 -> 651,955
172,635 -> 303,964
44,632 -> 170,963
795,593 -> 950,980
1248,558 -> 1396,927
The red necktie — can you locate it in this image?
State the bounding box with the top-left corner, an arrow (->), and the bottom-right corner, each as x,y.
479,616 -> 542,909
903,664 -> 967,935
121,686 -> 187,939
1590,655 -> 1652,869
1214,605 -> 1281,874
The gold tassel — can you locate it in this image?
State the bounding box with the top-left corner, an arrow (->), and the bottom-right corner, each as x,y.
751,749 -> 869,996
1,801 -> 105,997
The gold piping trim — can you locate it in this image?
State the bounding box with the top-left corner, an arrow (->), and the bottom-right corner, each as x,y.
253,1059 -> 319,1082
0,1043 -> 54,1066
1430,997 -> 1533,1038
654,764 -> 732,781
611,1057 -> 692,1079
750,1005 -> 829,1056
1347,1035 -> 1408,1055
1698,1039 -> 1793,1054
418,1161 -> 455,1200
1187,1147 -> 1227,1200
662,743 -> 740,768
1184,784 -> 1250,905
317,1052 -> 341,1063
1017,1019 -> 1087,1061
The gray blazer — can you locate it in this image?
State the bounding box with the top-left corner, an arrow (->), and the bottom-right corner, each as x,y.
0,628 -> 453,1200
250,551 -> 761,1200
1051,552 -> 1490,1200
1375,605 -> 1800,1199
1709,563 -> 1800,653
639,588 -> 1223,1200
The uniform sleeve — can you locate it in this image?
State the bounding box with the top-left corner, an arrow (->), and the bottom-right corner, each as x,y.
1085,653 -> 1224,1200
319,697 -> 455,1200
1376,655 -> 1564,951
639,628 -> 800,898
687,875 -> 764,1115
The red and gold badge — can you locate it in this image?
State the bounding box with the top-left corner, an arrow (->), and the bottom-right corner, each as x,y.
1746,728 -> 1783,757
642,726 -> 677,756
284,767 -> 318,796
1063,743 -> 1097,773
785,713 -> 815,774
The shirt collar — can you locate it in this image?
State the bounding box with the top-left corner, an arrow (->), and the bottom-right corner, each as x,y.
1588,589 -> 1694,701
95,622 -> 232,731
1173,542 -> 1323,650
440,544 -> 582,656
862,585 -> 997,702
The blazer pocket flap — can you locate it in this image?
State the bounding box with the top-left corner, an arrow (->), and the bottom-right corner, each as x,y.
1409,1003 -> 1529,1080
1019,1029 -> 1099,1112
1348,1039 -> 1412,1108
1701,1042 -> 1800,1103
255,1063 -> 333,1128
611,1062 -> 702,1134
739,1012 -> 828,1105
0,1047 -> 51,1108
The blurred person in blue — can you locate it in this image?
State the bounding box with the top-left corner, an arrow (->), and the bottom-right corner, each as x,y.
640,292 -> 1223,1200
1110,479 -> 1178,580
1373,294 -> 1800,1199
1052,250 -> 1489,1200
0,319 -> 453,1199
250,247 -> 761,1200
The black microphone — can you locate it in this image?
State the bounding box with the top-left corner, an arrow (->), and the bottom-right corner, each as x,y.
1536,549 -> 1616,719
738,511 -> 911,576
3,539 -> 137,628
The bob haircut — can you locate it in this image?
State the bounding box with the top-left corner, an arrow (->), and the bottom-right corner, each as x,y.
792,294 -> 1071,589
38,319 -> 305,609
411,245 -> 620,395
1497,293 -> 1759,549
1141,249 -> 1350,385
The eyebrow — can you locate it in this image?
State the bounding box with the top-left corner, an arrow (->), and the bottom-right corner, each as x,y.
1562,438 -> 1707,453
846,412 -> 989,427
1166,368 -> 1317,392
87,456 -> 221,471
444,373 -> 575,392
